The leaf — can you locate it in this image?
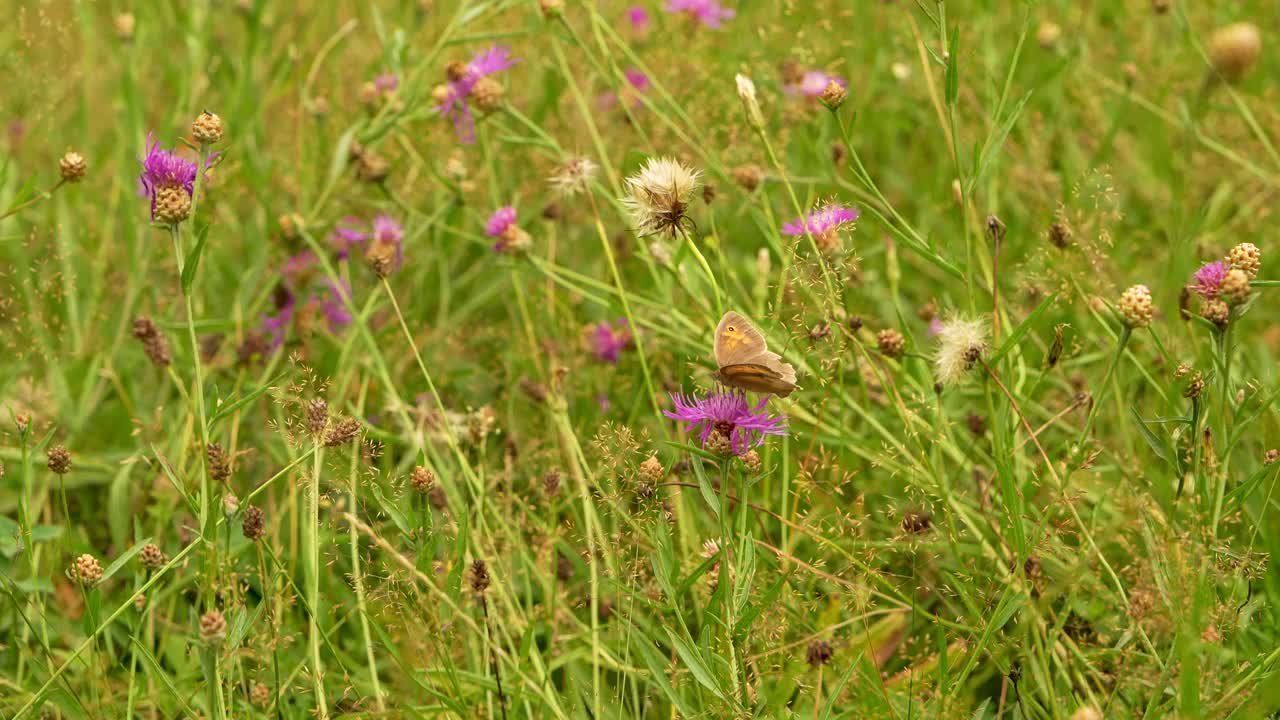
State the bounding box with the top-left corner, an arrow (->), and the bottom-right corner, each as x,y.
1130,406 -> 1180,474
29,525 -> 63,543
369,481 -> 414,540
633,630 -> 698,718
667,628 -> 728,701
733,535 -> 756,618
180,222 -> 211,293
689,456 -> 721,519
151,447 -> 200,518
325,126 -> 360,195
989,291 -> 1057,363
945,29 -> 960,106
738,568 -> 792,635
818,652 -> 864,720
131,636 -> 199,717
108,466 -> 133,552
99,538 -> 153,584
209,376 -> 280,427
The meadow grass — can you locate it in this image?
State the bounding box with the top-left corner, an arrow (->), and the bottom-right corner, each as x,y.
2,1 -> 1280,718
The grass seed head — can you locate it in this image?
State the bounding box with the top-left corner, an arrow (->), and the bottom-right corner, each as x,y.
47,445 -> 71,475
59,151 -> 87,182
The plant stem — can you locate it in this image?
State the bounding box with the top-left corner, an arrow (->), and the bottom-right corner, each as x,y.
308,442 -> 329,719
1076,325 -> 1131,452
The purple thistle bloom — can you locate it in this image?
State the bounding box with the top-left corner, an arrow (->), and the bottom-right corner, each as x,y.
282,250 -> 317,280
782,203 -> 860,236
664,390 -> 788,456
599,69 -> 651,110
589,319 -> 633,363
625,6 -> 651,31
625,68 -> 651,92
138,132 -> 199,221
1192,261 -> 1228,298
665,0 -> 735,28
794,71 -> 845,98
486,206 -> 517,237
927,317 -> 944,337
438,45 -> 518,144
331,216 -> 368,259
260,289 -> 297,351
320,279 -> 354,332
371,213 -> 405,269
373,73 -> 398,93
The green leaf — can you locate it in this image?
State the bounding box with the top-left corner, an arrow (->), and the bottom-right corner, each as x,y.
108,466 -> 133,552
99,538 -> 152,584
633,629 -> 698,717
209,376 -> 280,428
667,628 -> 728,701
369,481 -> 414,540
1130,406 -> 1180,474
732,535 -> 756,618
689,456 -> 721,519
131,636 -> 199,716
180,222 -> 211,293
989,291 -> 1057,363
818,651 -> 864,720
944,30 -> 960,106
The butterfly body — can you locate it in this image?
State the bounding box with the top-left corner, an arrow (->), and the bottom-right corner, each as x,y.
713,311 -> 798,397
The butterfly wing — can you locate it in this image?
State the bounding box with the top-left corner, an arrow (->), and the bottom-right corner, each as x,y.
714,311 -> 798,395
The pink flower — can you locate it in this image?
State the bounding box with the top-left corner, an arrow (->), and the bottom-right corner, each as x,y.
1191,261 -> 1228,299
665,0 -> 734,28
782,203 -> 860,236
485,206 -> 517,237
664,391 -> 787,456
793,71 -> 845,98
625,6 -> 651,31
599,68 -> 651,110
589,319 -> 633,363
438,45 -> 518,144
373,73 -> 398,93
331,216 -> 368,258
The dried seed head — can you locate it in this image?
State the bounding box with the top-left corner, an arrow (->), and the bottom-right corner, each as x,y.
15,413 -> 31,434
153,185 -> 192,225
1117,285 -> 1154,328
1048,220 -> 1073,249
1174,363 -> 1191,379
411,466 -> 436,494
428,484 -> 449,510
114,13 -> 136,39
986,214 -> 1006,245
1151,0 -> 1170,13
902,510 -> 932,534
70,553 -> 103,585
806,639 -> 834,667
847,315 -> 864,332
306,399 -> 329,436
638,455 -> 664,483
1227,242 -> 1261,279
1047,324 -> 1067,368
1184,372 -> 1206,399
740,449 -> 762,472
1265,449 -> 1279,465
469,559 -> 491,595
621,157 -> 701,236
1223,268 -> 1251,305
139,543 -> 167,570
134,593 -> 147,611
1200,298 -> 1230,329
735,74 -> 765,130
471,77 -> 505,113
59,151 -> 87,182
250,682 -> 271,708
324,418 -> 362,447
704,429 -> 733,457
1207,23 -> 1262,83
356,151 -> 390,183
543,470 -> 562,496
539,0 -> 564,17
191,111 -> 224,144
365,239 -> 398,278
132,316 -> 172,367
242,506 -> 266,541
200,609 -> 227,642
222,493 -> 240,518
207,442 -> 232,483
732,164 -> 764,192
47,445 -> 71,475
877,328 -> 905,359
445,60 -> 468,83
966,413 -> 987,437
1036,21 -> 1062,49
820,80 -> 847,110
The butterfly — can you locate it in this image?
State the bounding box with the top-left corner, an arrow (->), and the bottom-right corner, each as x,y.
711,311 -> 798,397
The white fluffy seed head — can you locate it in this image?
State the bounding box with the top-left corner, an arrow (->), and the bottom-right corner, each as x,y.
934,316 -> 990,385
549,156 -> 599,196
621,157 -> 701,236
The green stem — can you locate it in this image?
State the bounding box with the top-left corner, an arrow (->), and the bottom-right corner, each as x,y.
308,442 -> 329,719
1076,325 -> 1131,451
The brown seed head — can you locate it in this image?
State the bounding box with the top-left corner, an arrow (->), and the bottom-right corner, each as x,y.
139,543 -> 168,570
471,77 -> 505,113
356,151 -> 390,183
445,60 -> 468,82
207,442 -> 232,483
1048,220 -> 1073,249
1208,23 -> 1262,82
153,185 -> 192,224
242,506 -> 266,541
740,449 -> 762,472
365,239 -> 398,278
638,455 -> 664,483
324,418 -> 362,447
704,429 -> 733,457
71,553 -> 103,585
469,559 -> 491,595
1036,21 -> 1062,49
1184,372 -> 1206,399
877,328 -> 906,359
902,509 -> 932,534
543,470 -> 562,496
1118,285 -> 1154,328
1201,298 -> 1230,329
1223,268 -> 1251,305
114,13 -> 136,39
1227,242 -> 1261,279
732,164 -> 764,192
200,609 -> 227,642
411,466 -> 436,494
306,399 -> 329,436
132,316 -> 172,367
250,682 -> 271,707
806,639 -> 834,667
16,413 -> 31,434
1265,449 -> 1279,465
59,151 -> 87,182
191,111 -> 224,144
820,80 -> 847,110
47,445 -> 71,475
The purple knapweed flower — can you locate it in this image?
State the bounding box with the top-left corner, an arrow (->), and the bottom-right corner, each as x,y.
373,73 -> 398,93
1191,261 -> 1228,299
438,45 -> 518,143
599,68 -> 651,110
371,213 -> 405,269
260,289 -> 297,351
782,203 -> 860,236
331,216 -> 368,259
664,390 -> 788,456
589,319 -> 633,363
319,279 -> 354,332
626,6 -> 651,31
486,206 -> 517,238
793,71 -> 846,98
139,132 -> 199,222
282,250 -> 318,280
664,0 -> 734,28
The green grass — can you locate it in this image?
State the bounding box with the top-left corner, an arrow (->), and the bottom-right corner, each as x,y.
3,0 -> 1280,717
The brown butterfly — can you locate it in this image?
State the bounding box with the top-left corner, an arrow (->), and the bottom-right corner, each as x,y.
712,311 -> 798,397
